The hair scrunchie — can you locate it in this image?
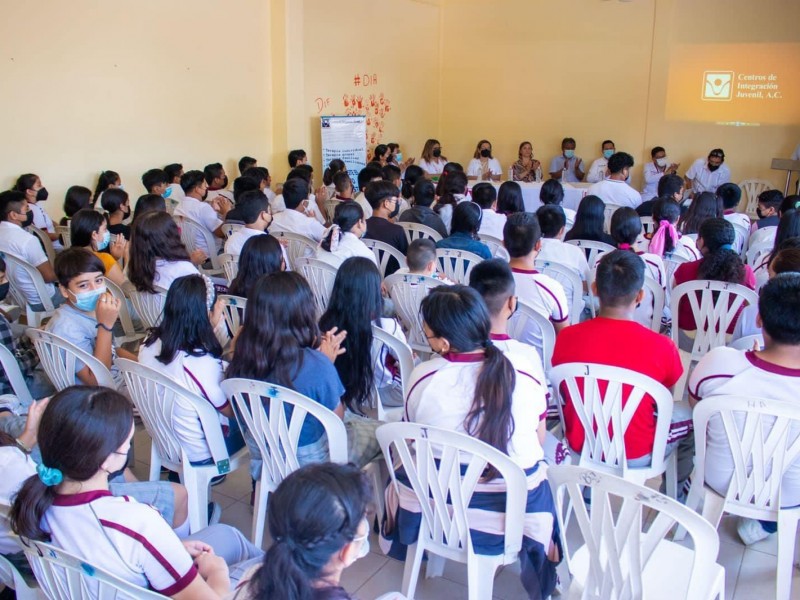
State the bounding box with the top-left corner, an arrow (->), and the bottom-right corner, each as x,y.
718,243 -> 734,251
649,219 -> 679,257
37,463 -> 63,487
320,224 -> 342,252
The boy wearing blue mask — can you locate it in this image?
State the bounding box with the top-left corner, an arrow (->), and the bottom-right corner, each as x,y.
45,248 -> 137,388
548,137 -> 584,182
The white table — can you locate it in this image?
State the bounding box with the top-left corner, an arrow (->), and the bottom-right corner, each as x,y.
469,181 -> 588,213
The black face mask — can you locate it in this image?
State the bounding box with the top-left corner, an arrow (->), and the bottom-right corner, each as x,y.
21,210 -> 34,228
36,188 -> 49,201
221,176 -> 229,189
388,200 -> 400,219
756,207 -> 765,219
480,149 -> 491,158
432,149 -> 441,158
707,163 -> 720,172
0,282 -> 8,302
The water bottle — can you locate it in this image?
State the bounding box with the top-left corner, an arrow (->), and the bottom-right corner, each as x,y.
508,165 -> 514,181
562,166 -> 568,184
535,165 -> 543,182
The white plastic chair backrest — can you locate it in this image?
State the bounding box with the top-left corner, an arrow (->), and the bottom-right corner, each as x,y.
221,221 -> 244,239
746,238 -> 773,268
435,248 -> 483,285
731,222 -> 749,256
118,358 -> 232,474
478,234 -> 510,261
507,298 -> 555,372
534,259 -> 584,324
663,252 -> 691,289
295,256 -> 338,317
670,280 -> 759,361
127,289 -> 167,329
28,227 -> 56,264
549,363 -> 673,475
0,549 -> 38,600
27,328 -> 116,391
55,225 -> 72,249
398,222 -> 443,244
548,465 -> 721,600
270,231 -> 317,271
728,333 -> 764,351
0,344 -> 34,405
384,273 -> 446,351
219,253 -> 238,283
639,275 -> 666,333
220,379 -> 348,489
376,422 -> 526,560
22,537 -> 166,600
639,216 -> 655,236
603,205 -> 623,233
362,238 -> 408,279
738,179 -> 772,215
371,323 -> 414,398
103,278 -> 141,343
175,215 -> 222,271
693,395 -> 800,517
565,239 -> 615,270
3,252 -> 55,312
217,295 -> 247,336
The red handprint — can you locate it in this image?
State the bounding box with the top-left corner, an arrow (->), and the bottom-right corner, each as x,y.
343,94 -> 350,108
373,105 -> 379,115
366,117 -> 371,126
379,107 -> 385,118
379,92 -> 385,105
369,93 -> 377,107
356,95 -> 364,109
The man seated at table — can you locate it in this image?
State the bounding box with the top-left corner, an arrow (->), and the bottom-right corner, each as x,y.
684,148 -> 730,196
586,140 -> 616,183
587,152 -> 641,209
549,137 -> 584,183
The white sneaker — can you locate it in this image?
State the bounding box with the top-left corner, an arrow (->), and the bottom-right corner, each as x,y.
737,517 -> 771,545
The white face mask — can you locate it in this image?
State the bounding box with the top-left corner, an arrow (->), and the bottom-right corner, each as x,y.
656,157 -> 668,168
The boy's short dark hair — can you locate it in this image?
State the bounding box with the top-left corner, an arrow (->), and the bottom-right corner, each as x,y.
286,168 -> 312,184
180,170 -> 206,195
357,166 -> 382,192
288,149 -> 307,168
658,173 -> 683,198
204,163 -> 225,185
243,166 -> 269,184
406,238 -> 437,272
468,258 -> 516,316
54,247 -> 106,288
595,250 -> 645,307
503,212 -> 541,258
716,183 -> 741,210
233,176 -> 260,202
758,189 -> 784,210
0,190 -> 27,221
608,152 -> 634,174
282,178 -> 309,210
100,188 -> 129,213
236,190 -> 269,224
333,171 -> 353,194
759,273 -> 800,345
365,181 -> 398,210
471,183 -> 497,209
141,168 -> 168,193
536,205 -> 566,238
238,156 -> 257,175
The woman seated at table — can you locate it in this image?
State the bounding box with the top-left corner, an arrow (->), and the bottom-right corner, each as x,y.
418,139 -> 448,178
512,141 -> 542,183
466,139 -> 502,182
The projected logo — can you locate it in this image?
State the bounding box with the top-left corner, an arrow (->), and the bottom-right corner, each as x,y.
702,71 -> 734,101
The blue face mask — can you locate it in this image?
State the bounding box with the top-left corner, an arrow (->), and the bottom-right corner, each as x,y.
395,152 -> 403,163
70,284 -> 106,312
603,149 -> 614,159
564,149 -> 575,159
96,230 -> 111,251
162,186 -> 173,199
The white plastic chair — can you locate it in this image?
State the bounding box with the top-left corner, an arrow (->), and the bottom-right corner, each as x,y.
0,506 -> 41,600
664,252 -> 691,289
127,289 -> 167,329
729,333 -> 764,351
104,278 -> 144,346
398,222 -> 443,244
370,323 -> 414,421
217,294 -> 247,337
670,280 -> 759,361
549,465 -> 725,600
27,328 -> 116,391
566,239 -> 614,317
55,225 -> 71,249
603,204 -> 623,233
639,275 -> 666,333
549,363 -> 677,497
640,215 -> 655,236
21,537 -> 165,599
3,252 -> 56,327
478,234 -> 510,261
746,238 -> 774,268
739,179 -> 772,216
435,248 -> 483,285
534,258 -> 584,324
28,227 -> 56,265
270,231 -> 317,271
731,221 -> 750,256
376,422 -> 527,600
295,256 -> 338,318
118,359 -> 249,533
384,273 -> 446,355
221,221 -> 244,239
362,239 -> 408,279
0,344 -> 35,405
507,298 -> 555,374
219,253 -> 238,283
682,395 -> 800,600
174,215 -> 224,277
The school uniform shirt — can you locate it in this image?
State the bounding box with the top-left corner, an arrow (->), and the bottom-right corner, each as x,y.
315,231 -> 378,268
0,447 -> 36,554
435,232 -> 492,260
685,158 -> 731,194
271,194 -> 325,225
264,188 -> 276,204
562,207 -> 577,233
418,158 -> 447,176
139,339 -> 229,463
374,318 -> 409,389
165,183 -> 185,202
224,227 -> 265,257
270,208 -> 326,242
466,158 -> 502,179
747,225 -> 777,254
206,188 -> 234,204
478,209 -> 507,240
398,206 -> 449,239
537,238 -> 590,281
365,217 -> 409,276
174,197 -> 223,257
0,221 -> 56,305
730,304 -> 761,343
152,259 -> 199,292
489,334 -> 546,391
586,178 -> 642,209
723,210 -> 751,231
552,316 -> 683,459
28,202 -> 63,250
549,156 -> 584,183
434,194 -> 469,234
689,348 -> 800,506
640,162 -> 667,203
44,490 -> 197,595
405,351 -> 547,469
355,191 -> 373,220
511,267 -> 570,361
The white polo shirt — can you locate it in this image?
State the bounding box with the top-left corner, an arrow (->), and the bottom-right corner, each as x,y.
270,208 -> 326,242
224,227 -> 265,257
205,189 -> 234,204
405,351 -> 547,469
271,194 -> 326,224
489,333 -> 546,389
164,183 -> 185,202
43,490 -> 197,596
419,158 -> 447,176
587,178 -> 642,209
478,209 -> 507,240
723,210 -> 751,230
511,266 -> 569,361
466,158 -> 502,178
685,158 -> 731,194
0,220 -> 55,305
641,162 -> 666,202
314,231 -> 377,267
152,259 -> 199,292
174,197 -> 222,257
537,238 -> 590,281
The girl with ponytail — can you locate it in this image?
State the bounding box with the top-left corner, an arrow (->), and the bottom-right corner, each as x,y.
647,198 -> 701,261
382,285 -> 560,599
322,159 -> 346,199
315,201 -> 376,267
92,170 -> 122,208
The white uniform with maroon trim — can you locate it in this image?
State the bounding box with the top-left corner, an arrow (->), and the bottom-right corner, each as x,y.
538,238 -> 590,281
43,490 -> 197,596
689,348 -> 800,506
510,266 -> 569,358
405,351 -> 547,469
489,333 -> 546,389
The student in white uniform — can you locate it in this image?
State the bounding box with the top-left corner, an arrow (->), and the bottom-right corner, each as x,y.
586,140 -> 617,184
10,386 -> 263,597
174,170 -> 232,258
223,191 -> 273,257
269,179 -> 327,242
353,165 -> 383,219
717,183 -> 751,229
753,213 -> 800,289
141,168 -> 170,199
241,166 -> 276,206
433,171 -> 469,234
163,163 -> 186,204
504,212 -> 570,358
540,179 -> 576,232
641,146 -> 680,203
684,148 -> 731,195
322,159 -> 347,200
418,138 -> 448,177
203,162 -> 234,204
548,137 -> 584,182
587,152 -> 641,209
315,201 -> 376,268
128,211 -> 200,293
472,183 -> 507,240
646,198 -> 700,263
13,173 -> 62,249
536,205 -> 590,282
689,274 -> 800,545
466,139 -> 502,182
393,237 -> 455,284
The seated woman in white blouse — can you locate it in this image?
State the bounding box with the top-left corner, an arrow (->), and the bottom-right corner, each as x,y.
418,138 -> 448,178
466,139 -> 502,182
315,201 -> 377,268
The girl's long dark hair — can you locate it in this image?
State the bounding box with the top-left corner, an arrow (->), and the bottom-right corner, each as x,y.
226,272 -> 319,388
10,387 -> 133,541
93,170 -> 120,203
401,165 -> 425,199
565,195 -> 606,242
249,463 -> 371,600
322,159 -> 346,187
766,210 -> 800,267
143,274 -> 222,363
420,285 -> 515,480
128,211 -> 191,293
320,202 -> 363,253
497,181 -> 525,216
319,258 -> 382,415
434,171 -> 468,215
132,193 -> 167,224
678,191 -> 721,235
228,234 -> 284,299
697,218 -> 746,284
70,208 -> 106,248
610,207 -> 642,249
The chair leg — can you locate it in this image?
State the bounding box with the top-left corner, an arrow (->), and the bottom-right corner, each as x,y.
364,461 -> 386,531
699,490 -> 726,531
401,542 -> 425,599
665,453 -> 678,500
252,476 -> 268,548
148,446 -> 161,482
426,554 -> 445,579
467,554 -> 499,600
183,466 -> 210,534
674,479 -> 704,541
775,512 -> 799,600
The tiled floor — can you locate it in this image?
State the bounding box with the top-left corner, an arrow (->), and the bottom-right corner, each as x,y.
130,425 -> 800,599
